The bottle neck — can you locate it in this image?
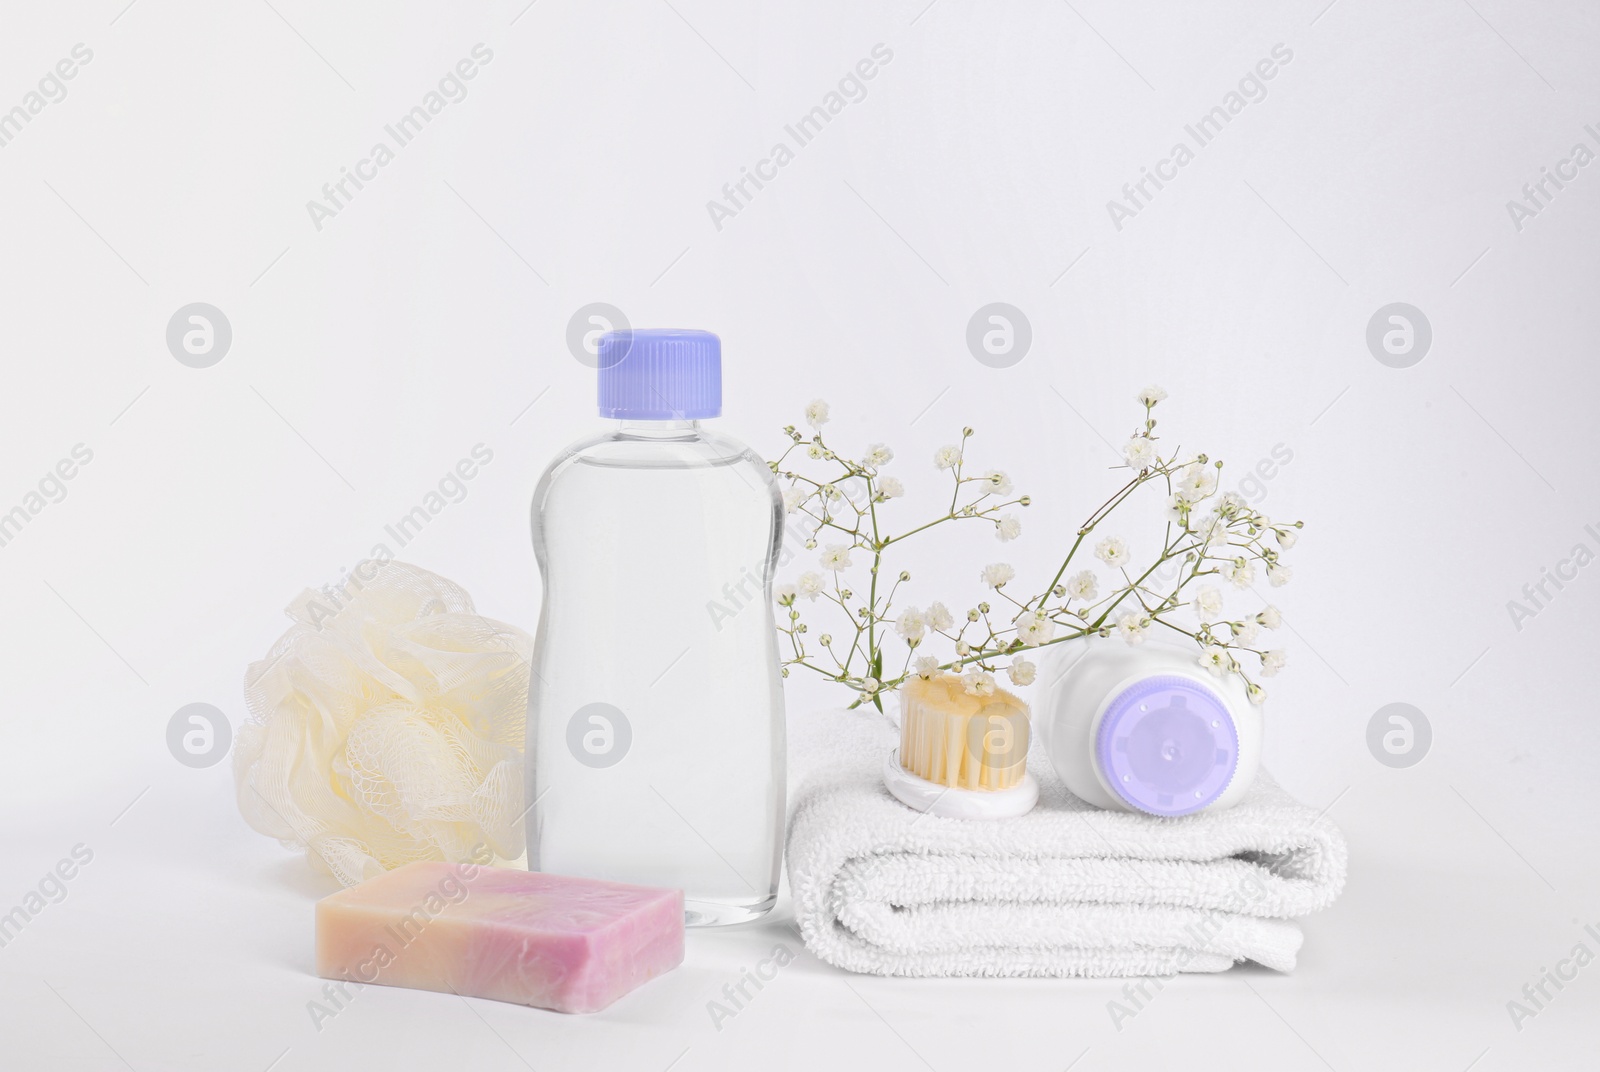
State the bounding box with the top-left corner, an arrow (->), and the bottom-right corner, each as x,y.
615,419 -> 701,440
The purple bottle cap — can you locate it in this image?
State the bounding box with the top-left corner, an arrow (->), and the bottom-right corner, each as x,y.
1094,674 -> 1238,817
597,328 -> 722,420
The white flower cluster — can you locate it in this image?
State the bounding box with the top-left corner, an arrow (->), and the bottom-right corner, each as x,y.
770,386 -> 1301,708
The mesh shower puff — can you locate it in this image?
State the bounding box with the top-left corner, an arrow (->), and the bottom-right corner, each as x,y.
234,560 -> 532,887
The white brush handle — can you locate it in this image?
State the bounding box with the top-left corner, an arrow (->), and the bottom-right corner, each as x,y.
881,749 -> 1039,820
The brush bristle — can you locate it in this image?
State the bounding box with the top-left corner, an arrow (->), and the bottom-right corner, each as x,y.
899,673 -> 1030,791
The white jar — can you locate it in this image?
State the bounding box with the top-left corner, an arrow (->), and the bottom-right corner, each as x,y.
1038,638 -> 1261,816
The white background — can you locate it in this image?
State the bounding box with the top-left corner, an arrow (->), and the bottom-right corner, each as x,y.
2,0 -> 1598,1069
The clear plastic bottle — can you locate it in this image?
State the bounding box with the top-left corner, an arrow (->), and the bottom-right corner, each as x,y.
527,329 -> 785,926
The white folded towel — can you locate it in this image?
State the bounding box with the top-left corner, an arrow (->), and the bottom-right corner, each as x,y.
786,706 -> 1348,977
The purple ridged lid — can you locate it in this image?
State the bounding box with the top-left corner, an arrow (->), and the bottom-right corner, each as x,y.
1095,674 -> 1237,817
597,328 -> 721,420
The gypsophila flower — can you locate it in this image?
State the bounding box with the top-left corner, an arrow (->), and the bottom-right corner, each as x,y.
914,655 -> 941,679
1246,681 -> 1266,705
1256,605 -> 1282,629
981,563 -> 1016,589
962,669 -> 996,697
1217,491 -> 1245,517
1007,658 -> 1037,687
1123,435 -> 1157,470
955,640 -> 971,656
1176,463 -> 1218,503
980,469 -> 1014,496
782,486 -> 809,513
1117,612 -> 1148,645
861,677 -> 879,693
1065,570 -> 1099,601
819,544 -> 853,572
1261,649 -> 1286,677
1199,646 -> 1233,676
774,584 -> 797,606
1277,528 -> 1298,550
1231,620 -> 1260,646
934,445 -> 963,470
797,571 -> 826,600
806,444 -> 824,459
1013,608 -> 1056,647
1223,558 -> 1256,588
996,514 -> 1022,542
927,602 -> 955,631
1094,537 -> 1129,568
879,476 -> 905,498
1267,564 -> 1293,587
804,399 -> 830,429
863,443 -> 894,467
1192,511 -> 1226,547
895,607 -> 927,644
1194,585 -> 1224,622
1137,385 -> 1168,406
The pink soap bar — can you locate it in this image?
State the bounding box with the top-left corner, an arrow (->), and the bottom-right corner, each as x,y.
315,861 -> 684,1013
